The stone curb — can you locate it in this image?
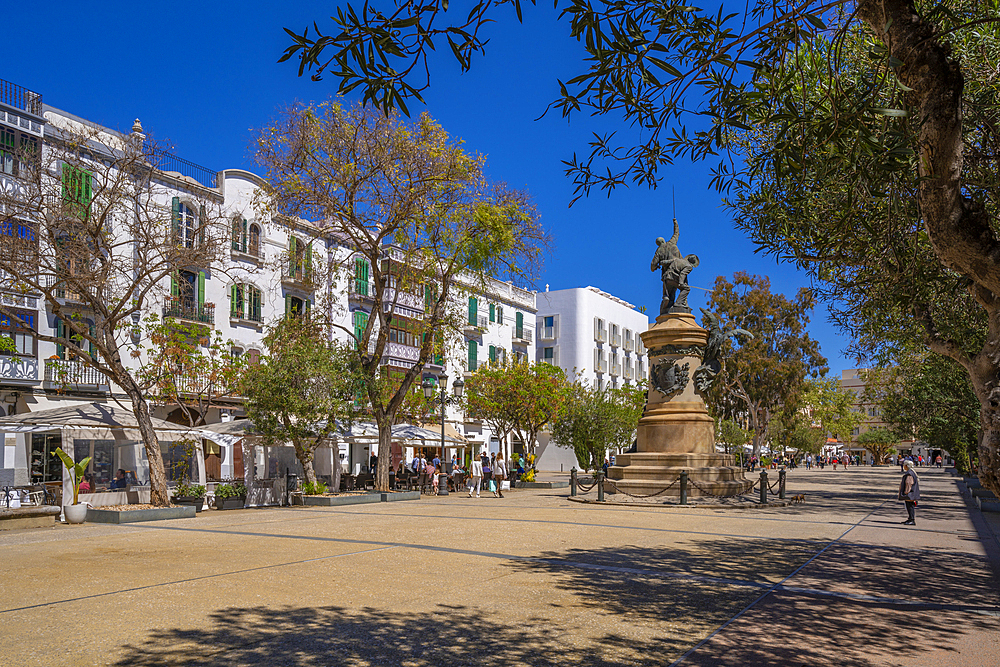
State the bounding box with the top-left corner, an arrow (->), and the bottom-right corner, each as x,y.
88,506 -> 197,524
566,496 -> 789,509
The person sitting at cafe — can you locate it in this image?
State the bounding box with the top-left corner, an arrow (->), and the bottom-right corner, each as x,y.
78,474 -> 93,494
424,461 -> 438,494
109,469 -> 128,490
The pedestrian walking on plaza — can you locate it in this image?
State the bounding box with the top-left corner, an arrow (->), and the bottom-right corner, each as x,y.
935,454 -> 943,468
468,455 -> 483,498
493,455 -> 507,498
806,454 -> 812,470
898,460 -> 920,525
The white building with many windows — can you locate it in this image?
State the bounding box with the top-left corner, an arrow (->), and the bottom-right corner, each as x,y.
532,286 -> 650,471
0,76 -> 537,493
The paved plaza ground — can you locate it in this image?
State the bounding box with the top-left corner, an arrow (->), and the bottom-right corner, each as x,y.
1,466 -> 998,666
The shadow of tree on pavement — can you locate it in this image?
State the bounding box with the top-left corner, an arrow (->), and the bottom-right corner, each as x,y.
112,604 -> 691,667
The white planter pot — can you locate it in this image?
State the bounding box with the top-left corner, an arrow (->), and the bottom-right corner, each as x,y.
64,504 -> 88,524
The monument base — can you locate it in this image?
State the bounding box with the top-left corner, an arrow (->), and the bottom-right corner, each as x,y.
605,451 -> 754,498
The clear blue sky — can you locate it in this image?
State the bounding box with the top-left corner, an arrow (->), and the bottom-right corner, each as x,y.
9,1 -> 853,374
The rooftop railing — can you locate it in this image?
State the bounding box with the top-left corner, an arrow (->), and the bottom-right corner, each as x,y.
0,79 -> 42,116
146,145 -> 217,189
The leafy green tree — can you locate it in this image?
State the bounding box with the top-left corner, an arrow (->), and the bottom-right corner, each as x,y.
282,0 -> 1000,496
705,273 -> 827,456
803,377 -> 863,444
242,317 -> 365,485
865,356 -> 980,474
551,382 -> 644,472
716,418 -> 750,460
771,411 -> 826,459
255,101 -> 547,492
465,362 -> 520,459
857,428 -> 899,465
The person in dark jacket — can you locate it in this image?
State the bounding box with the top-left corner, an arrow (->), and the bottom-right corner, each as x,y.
898,460 -> 920,525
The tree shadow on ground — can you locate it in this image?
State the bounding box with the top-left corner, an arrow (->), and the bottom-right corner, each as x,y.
112,604 -> 691,667
506,540 -> 1000,667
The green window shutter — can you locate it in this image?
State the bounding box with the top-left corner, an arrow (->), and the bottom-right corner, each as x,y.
469,340 -> 478,372
88,322 -> 97,359
468,297 -> 477,325
241,219 -> 248,253
489,345 -> 496,363
516,312 -> 523,334
288,237 -> 297,277
250,288 -> 261,321
284,295 -> 291,316
55,318 -> 65,360
170,273 -> 179,298
171,197 -> 180,242
305,241 -> 313,281
61,163 -> 70,203
497,306 -> 503,325
489,303 -> 495,322
230,285 -> 239,318
197,271 -> 206,306
304,299 -> 311,315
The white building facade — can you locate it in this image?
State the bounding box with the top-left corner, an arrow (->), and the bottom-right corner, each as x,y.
532,286 -> 650,471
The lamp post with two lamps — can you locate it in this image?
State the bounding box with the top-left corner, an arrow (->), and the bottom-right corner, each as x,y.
422,374 -> 464,495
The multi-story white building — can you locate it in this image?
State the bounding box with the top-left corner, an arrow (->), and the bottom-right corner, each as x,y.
839,369 -> 926,463
0,77 -> 537,489
532,286 -> 650,471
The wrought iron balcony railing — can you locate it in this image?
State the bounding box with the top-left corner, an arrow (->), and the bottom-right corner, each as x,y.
44,359 -> 108,390
164,299 -> 215,325
513,326 -> 533,343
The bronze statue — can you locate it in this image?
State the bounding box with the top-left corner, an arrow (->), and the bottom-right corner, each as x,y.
651,219 -> 699,315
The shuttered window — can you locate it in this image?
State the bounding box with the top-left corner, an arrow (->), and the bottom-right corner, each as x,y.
468,297 -> 477,326
468,340 -> 478,372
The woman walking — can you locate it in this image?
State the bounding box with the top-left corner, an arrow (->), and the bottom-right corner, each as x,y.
493,454 -> 507,498
468,454 -> 483,498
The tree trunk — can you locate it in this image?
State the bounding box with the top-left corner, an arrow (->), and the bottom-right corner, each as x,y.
294,442 -> 317,485
121,379 -> 170,506
332,447 -> 342,492
375,419 -> 393,492
970,365 -> 1000,495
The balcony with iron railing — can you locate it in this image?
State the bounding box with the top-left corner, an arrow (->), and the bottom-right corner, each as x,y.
44,359 -> 109,392
164,299 -> 215,325
349,280 -> 373,300
513,326 -> 533,343
0,78 -> 42,117
463,314 -> 489,333
146,145 -> 217,189
610,332 -> 621,348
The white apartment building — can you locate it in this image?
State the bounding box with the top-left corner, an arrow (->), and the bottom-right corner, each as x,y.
532,286 -> 650,471
0,77 -> 536,489
839,369 -> 926,463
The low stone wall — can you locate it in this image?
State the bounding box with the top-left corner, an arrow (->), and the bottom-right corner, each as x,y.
0,505 -> 61,530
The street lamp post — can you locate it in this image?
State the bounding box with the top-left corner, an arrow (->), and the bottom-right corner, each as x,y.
422,374 -> 464,491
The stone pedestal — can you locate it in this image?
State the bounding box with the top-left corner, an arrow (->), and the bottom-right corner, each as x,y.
606,312 -> 752,498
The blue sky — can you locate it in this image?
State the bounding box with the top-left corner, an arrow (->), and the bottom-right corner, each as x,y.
10,1 -> 853,374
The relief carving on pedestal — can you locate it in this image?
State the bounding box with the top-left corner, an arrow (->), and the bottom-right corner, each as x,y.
650,358 -> 690,400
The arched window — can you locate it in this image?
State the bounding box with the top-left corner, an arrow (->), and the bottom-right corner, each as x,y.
249,223 -> 261,257
231,216 -> 246,253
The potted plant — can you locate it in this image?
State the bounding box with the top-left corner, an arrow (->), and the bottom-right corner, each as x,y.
214,481 -> 247,510
172,483 -> 207,512
53,447 -> 91,524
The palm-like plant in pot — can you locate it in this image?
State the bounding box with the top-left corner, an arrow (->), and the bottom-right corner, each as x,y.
53,447 -> 91,524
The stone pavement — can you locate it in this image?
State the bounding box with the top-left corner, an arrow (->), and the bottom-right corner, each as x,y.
0,467 -> 997,666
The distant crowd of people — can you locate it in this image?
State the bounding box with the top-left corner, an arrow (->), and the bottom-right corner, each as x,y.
399,451 -> 530,498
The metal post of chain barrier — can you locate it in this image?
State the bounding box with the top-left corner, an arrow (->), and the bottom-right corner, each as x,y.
679,470 -> 688,505
570,467 -> 577,496
759,470 -> 768,504
779,469 -> 786,500
597,471 -> 605,502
